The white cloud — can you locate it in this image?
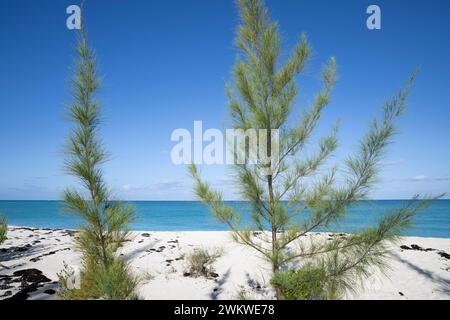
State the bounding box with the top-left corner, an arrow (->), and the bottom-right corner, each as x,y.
412,175 -> 428,181
120,181 -> 186,193
380,159 -> 405,166
388,175 -> 450,182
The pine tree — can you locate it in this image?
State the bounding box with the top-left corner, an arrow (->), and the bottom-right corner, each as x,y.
0,214 -> 7,244
189,0 -> 432,300
60,18 -> 138,300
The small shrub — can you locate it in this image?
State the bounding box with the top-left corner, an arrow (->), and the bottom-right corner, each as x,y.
0,215 -> 7,244
270,265 -> 327,300
58,257 -> 139,300
96,259 -> 140,300
185,248 -> 222,278
236,286 -> 250,300
57,262 -> 81,299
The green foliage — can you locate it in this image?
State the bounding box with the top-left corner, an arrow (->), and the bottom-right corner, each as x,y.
272,199 -> 430,300
0,214 -> 7,244
96,259 -> 140,300
57,262 -> 79,299
271,265 -> 327,300
189,0 -> 434,300
186,248 -> 222,278
58,258 -> 139,300
236,286 -> 251,300
61,20 -> 137,299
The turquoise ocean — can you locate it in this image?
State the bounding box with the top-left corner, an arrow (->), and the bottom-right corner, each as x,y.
0,200 -> 449,238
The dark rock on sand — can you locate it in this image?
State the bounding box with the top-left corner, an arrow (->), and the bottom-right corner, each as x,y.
0,284 -> 14,290
183,272 -> 191,277
4,283 -> 38,300
29,247 -> 71,262
146,246 -> 167,253
411,244 -> 435,251
400,244 -> 435,252
63,230 -> 78,237
13,269 -> 52,283
141,233 -> 151,237
401,244 -> 449,260
2,269 -> 53,300
1,290 -> 12,297
10,227 -> 38,232
44,289 -> 56,295
0,244 -> 32,256
0,275 -> 14,289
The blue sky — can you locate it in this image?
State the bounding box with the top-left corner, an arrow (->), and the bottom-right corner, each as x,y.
0,0 -> 449,200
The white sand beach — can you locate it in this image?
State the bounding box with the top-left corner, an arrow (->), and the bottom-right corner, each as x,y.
0,226 -> 449,300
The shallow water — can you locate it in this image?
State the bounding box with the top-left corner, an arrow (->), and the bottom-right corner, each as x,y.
0,200 -> 449,238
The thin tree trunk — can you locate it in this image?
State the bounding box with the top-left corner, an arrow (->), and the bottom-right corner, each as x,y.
268,174 -> 281,300
90,188 -> 108,269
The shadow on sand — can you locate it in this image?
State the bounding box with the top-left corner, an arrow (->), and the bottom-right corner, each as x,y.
209,268 -> 231,300
394,254 -> 450,295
